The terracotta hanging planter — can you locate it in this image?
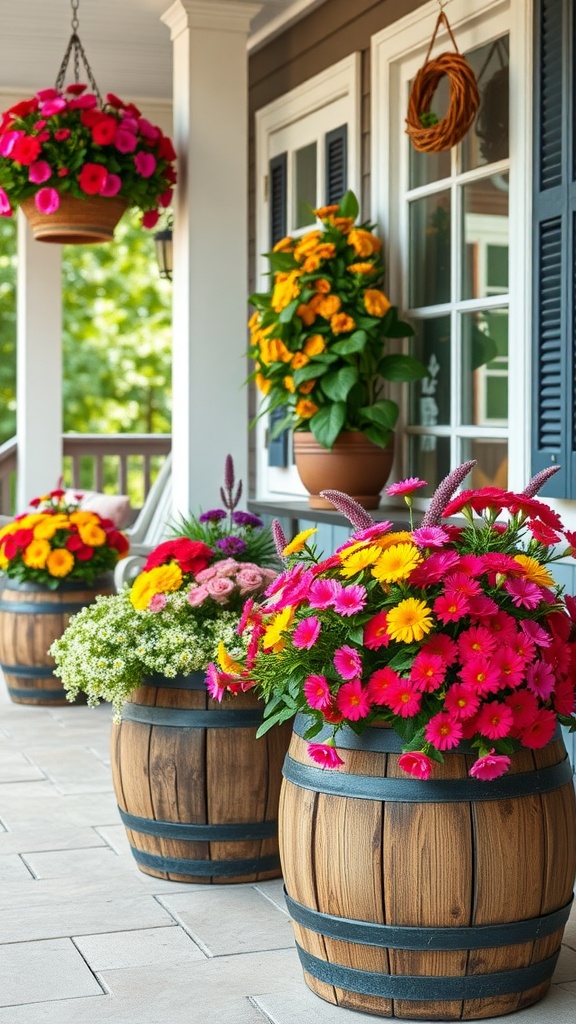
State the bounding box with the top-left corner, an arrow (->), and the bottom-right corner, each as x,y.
293,431 -> 394,510
20,194 -> 128,245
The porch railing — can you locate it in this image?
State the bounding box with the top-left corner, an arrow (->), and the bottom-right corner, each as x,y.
0,434 -> 171,517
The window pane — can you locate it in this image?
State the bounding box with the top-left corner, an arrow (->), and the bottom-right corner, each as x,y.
461,439 -> 509,490
462,175 -> 509,300
408,435 -> 451,495
409,191 -> 451,307
410,316 -> 451,427
294,143 -> 317,229
461,310 -> 508,426
461,35 -> 509,172
409,75 -> 451,188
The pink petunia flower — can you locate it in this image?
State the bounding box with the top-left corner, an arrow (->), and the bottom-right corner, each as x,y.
293,616 -> 321,650
34,187 -> 59,214
411,526 -> 450,548
424,712 -> 463,750
366,666 -> 401,705
476,701 -> 514,740
444,683 -> 480,720
333,584 -> 366,616
134,151 -> 157,178
115,129 -> 138,153
469,750 -> 511,781
40,97 -> 67,115
336,678 -> 371,720
363,610 -> 390,649
398,751 -> 434,779
100,172 -> 122,196
525,659 -> 556,700
0,130 -> 23,157
303,674 -> 332,710
308,577 -> 342,609
333,644 -> 362,680
307,742 -> 344,768
28,160 -> 52,184
148,592 -> 167,612
385,477 -> 427,497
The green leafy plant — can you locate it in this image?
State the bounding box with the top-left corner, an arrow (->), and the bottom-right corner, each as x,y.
248,190 -> 426,449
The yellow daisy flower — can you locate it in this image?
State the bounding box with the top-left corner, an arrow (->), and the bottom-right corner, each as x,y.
386,598 -> 434,643
372,544 -> 423,584
130,563 -> 183,610
22,538 -> 50,569
217,642 -> 244,675
283,527 -> 317,556
262,605 -> 295,652
513,554 -> 556,588
372,530 -> 414,551
339,545 -> 383,577
47,548 -> 75,578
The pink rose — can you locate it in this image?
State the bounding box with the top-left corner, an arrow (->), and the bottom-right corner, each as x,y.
188,585 -> 209,607
134,152 -> 157,178
34,188 -> 60,215
398,751 -> 434,780
148,593 -> 167,612
214,558 -> 240,577
205,577 -> 236,604
195,566 -> 218,583
236,568 -> 264,595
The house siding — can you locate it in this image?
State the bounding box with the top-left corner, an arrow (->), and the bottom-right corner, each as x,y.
247,0 -> 428,495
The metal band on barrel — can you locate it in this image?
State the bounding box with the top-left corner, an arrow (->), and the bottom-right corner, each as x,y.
122,702 -> 264,728
129,846 -> 280,877
119,808 -> 278,841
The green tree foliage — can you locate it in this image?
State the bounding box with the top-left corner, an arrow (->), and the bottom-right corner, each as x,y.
0,212 -> 171,445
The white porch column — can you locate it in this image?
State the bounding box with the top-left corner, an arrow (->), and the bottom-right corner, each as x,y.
162,0 -> 261,515
16,211 -> 62,509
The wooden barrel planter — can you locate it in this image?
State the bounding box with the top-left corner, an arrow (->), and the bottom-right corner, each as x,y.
110,672 -> 293,884
0,576 -> 114,705
280,714 -> 576,1020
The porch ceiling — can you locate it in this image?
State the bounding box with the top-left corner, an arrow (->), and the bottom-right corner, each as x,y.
0,0 -> 326,102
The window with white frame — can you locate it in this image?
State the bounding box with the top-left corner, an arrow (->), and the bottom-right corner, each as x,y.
372,0 -> 531,497
255,54 -> 361,499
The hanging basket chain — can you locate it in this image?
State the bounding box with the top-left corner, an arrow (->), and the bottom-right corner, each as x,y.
405,9 -> 480,153
54,0 -> 102,106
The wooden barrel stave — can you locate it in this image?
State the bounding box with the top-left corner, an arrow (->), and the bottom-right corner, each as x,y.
0,579 -> 113,704
280,723 -> 576,1020
111,675 -> 291,883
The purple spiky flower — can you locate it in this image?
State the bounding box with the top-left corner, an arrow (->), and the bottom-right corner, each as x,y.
420,460 -> 477,527
522,465 -> 561,497
319,490 -> 375,530
220,455 -> 242,513
272,519 -> 288,561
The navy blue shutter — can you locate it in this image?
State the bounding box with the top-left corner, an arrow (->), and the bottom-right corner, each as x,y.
267,153 -> 290,467
325,125 -> 348,205
531,0 -> 575,496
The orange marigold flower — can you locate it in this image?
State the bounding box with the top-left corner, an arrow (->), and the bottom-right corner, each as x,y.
271,270 -> 301,312
69,511 -> 99,526
364,289 -> 392,317
299,379 -> 316,394
295,398 -> 319,419
347,261 -> 376,274
283,375 -> 296,393
348,228 -> 382,258
331,312 -> 356,334
303,255 -> 322,273
260,337 -> 292,364
291,352 -> 310,370
314,204 -> 339,219
314,278 -> 331,294
296,303 -> 317,326
22,538 -> 50,569
272,235 -> 295,252
247,311 -> 261,330
333,216 -> 355,232
317,294 -> 342,319
309,293 -> 325,313
255,373 -> 271,394
315,243 -> 336,260
46,548 -> 75,578
294,231 -> 322,261
78,522 -> 107,547
303,334 -> 326,356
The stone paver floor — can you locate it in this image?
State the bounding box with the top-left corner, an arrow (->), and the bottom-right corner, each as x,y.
1,679 -> 575,1023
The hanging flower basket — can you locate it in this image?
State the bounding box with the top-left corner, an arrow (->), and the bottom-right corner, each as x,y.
20,193 -> 128,245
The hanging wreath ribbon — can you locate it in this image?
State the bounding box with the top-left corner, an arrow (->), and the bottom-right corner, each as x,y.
405,10 -> 480,153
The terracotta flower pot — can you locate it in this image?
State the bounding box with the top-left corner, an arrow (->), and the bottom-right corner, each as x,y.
293,431 -> 394,509
20,194 -> 127,244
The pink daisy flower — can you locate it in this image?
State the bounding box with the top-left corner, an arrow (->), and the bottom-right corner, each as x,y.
363,611 -> 391,650
205,663 -> 226,701
458,625 -> 497,660
410,550 -> 460,586
469,750 -> 511,781
366,666 -> 401,705
334,645 -> 363,680
411,526 -> 449,548
521,708 -> 557,748
433,590 -> 470,623
488,611 -> 519,644
510,631 -> 536,665
334,584 -> 366,616
444,683 -> 480,720
308,577 -> 343,609
336,678 -> 371,720
307,742 -> 344,768
504,578 -> 543,609
492,647 -> 527,689
424,712 -> 463,750
385,477 -> 427,497
476,701 -> 514,740
410,651 -> 446,692
468,594 -> 499,618
303,674 -> 332,710
525,659 -> 556,700
385,679 -> 422,717
293,616 -> 321,650
444,572 -> 482,597
504,689 -> 539,728
460,656 -> 502,696
398,751 -> 434,779
456,554 -> 486,576
520,618 -> 552,648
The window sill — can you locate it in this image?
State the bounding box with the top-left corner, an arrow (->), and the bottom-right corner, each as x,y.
248,498 -> 413,531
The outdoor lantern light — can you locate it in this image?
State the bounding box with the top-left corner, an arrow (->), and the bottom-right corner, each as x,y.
154,227 -> 173,281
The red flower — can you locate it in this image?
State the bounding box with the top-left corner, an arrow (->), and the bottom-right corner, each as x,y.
157,135 -> 177,161
11,135 -> 42,166
144,538 -> 213,575
65,83 -> 87,95
521,708 -> 557,748
398,751 -> 434,780
81,110 -> 106,128
106,530 -> 129,556
92,117 -> 117,146
6,98 -> 39,118
54,129 -> 71,141
78,163 -> 108,195
142,209 -> 159,229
